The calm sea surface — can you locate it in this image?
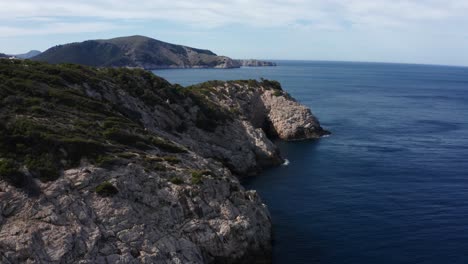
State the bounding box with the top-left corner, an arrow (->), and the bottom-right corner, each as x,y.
153,61 -> 468,264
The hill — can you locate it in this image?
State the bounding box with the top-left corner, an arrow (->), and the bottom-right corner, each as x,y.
14,50 -> 42,59
33,35 -> 245,69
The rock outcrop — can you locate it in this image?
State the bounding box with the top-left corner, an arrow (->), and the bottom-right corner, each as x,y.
0,60 -> 327,263
236,60 -> 276,67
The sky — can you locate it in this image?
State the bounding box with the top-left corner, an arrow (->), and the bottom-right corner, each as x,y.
1,0 -> 468,66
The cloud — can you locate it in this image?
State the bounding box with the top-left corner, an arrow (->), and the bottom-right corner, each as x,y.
0,0 -> 467,35
0,22 -> 119,37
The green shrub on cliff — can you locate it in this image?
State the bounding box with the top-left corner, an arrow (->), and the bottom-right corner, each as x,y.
95,181 -> 118,197
24,153 -> 60,182
0,159 -> 25,187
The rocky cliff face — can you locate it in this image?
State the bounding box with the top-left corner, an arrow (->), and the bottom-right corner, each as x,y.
0,60 -> 327,263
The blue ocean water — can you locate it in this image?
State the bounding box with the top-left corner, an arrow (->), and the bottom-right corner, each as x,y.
153,61 -> 468,264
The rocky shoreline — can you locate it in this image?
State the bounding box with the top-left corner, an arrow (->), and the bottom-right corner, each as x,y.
0,60 -> 327,263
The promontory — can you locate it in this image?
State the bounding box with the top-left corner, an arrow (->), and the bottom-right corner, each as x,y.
0,59 -> 327,263
31,35 -> 275,70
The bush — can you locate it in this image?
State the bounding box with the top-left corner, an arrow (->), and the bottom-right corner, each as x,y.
190,171 -> 203,185
95,181 -> 118,197
151,137 -> 187,153
153,164 -> 167,171
169,177 -> 184,185
94,155 -> 120,168
0,159 -> 26,187
103,128 -> 151,149
117,152 -> 137,159
190,170 -> 213,184
163,156 -> 181,164
24,154 -> 60,182
261,79 -> 282,91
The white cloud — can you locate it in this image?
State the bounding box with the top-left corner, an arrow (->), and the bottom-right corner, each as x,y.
0,0 -> 467,35
0,22 -> 119,37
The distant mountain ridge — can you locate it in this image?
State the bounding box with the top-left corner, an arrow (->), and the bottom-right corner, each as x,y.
32,35 -> 275,69
15,50 -> 42,59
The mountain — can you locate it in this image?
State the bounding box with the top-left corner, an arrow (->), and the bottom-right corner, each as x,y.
33,35 -> 265,69
14,50 -> 42,59
0,59 -> 326,263
0,53 -> 8,58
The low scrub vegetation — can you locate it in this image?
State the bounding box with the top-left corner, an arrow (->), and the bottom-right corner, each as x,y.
95,181 -> 119,197
0,60 -> 191,191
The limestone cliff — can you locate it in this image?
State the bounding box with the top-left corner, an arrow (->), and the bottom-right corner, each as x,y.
0,59 -> 327,263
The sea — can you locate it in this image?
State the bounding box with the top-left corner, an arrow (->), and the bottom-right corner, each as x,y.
153,61 -> 468,264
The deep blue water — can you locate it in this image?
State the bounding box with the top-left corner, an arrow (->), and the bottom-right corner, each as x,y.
153,61 -> 468,264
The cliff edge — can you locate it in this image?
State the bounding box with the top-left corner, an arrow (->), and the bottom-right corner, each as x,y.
0,59 -> 327,263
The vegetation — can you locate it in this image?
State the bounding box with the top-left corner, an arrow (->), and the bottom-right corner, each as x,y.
151,137 -> 187,153
0,59 -> 283,192
185,81 -> 234,132
169,177 -> 184,185
32,35 -> 227,69
163,156 -> 181,164
190,169 -> 213,185
0,159 -> 25,187
95,181 -> 119,196
0,59 -> 189,191
273,90 -> 282,97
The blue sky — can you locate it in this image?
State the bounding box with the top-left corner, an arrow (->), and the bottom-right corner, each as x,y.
1,0 -> 468,66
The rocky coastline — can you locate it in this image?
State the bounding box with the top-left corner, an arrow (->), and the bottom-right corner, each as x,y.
0,59 -> 327,263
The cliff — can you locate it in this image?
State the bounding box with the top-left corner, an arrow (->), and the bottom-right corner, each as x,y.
0,59 -> 327,263
32,36 -> 273,70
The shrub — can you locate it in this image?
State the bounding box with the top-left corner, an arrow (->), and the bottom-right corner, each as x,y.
117,152 -> 137,159
94,155 -> 120,168
273,90 -> 282,97
24,154 -> 60,182
151,137 -> 187,153
261,79 -> 282,91
0,159 -> 26,187
153,164 -> 167,171
144,156 -> 164,162
190,171 -> 203,185
163,156 -> 181,164
190,170 -> 213,184
103,128 -> 150,149
169,177 -> 184,185
95,181 -> 118,196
